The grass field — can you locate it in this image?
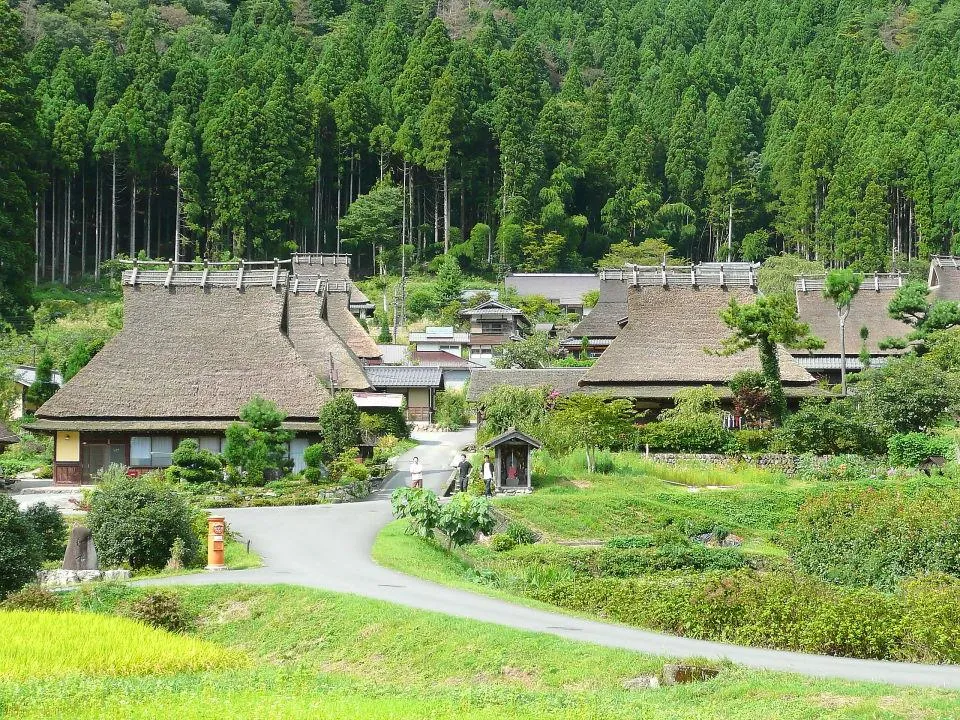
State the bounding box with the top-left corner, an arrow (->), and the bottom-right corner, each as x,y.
0,610 -> 242,680
1,584 -> 958,719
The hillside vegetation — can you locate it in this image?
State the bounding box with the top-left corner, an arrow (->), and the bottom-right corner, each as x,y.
5,0 -> 960,329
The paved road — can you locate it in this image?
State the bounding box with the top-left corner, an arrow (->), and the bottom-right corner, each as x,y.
144,429 -> 960,689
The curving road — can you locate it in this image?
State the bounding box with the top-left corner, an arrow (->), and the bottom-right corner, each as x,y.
144,429 -> 960,689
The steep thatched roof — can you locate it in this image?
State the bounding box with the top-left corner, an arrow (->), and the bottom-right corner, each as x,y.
37,276 -> 328,421
0,422 -> 20,446
929,256 -> 960,301
291,253 -> 372,308
323,292 -> 382,360
580,285 -> 815,390
467,368 -> 588,400
285,290 -> 372,391
561,277 -> 628,346
794,277 -> 911,355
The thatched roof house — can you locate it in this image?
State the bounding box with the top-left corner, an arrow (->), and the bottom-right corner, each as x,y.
292,253 -> 374,316
559,273 -> 629,356
578,277 -> 817,405
31,263 -> 373,484
793,274 -> 911,377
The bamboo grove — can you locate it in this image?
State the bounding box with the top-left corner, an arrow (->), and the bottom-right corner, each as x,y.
4,0 -> 960,323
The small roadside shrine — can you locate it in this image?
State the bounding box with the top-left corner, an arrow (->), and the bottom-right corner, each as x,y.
483,427 -> 541,493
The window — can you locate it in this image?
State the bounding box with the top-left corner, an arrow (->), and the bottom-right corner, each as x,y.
440,345 -> 461,355
471,345 -> 493,357
198,437 -> 223,454
481,322 -> 506,334
289,438 -> 310,472
130,436 -> 174,468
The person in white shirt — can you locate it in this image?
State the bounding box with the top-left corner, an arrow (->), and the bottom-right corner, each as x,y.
481,455 -> 495,497
409,457 -> 424,489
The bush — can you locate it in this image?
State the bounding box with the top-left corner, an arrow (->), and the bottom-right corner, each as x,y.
730,429 -> 772,453
318,392 -> 361,461
437,492 -> 496,548
391,487 -> 441,538
606,535 -> 655,549
853,355 -> 960,434
506,521 -> 537,545
125,591 -> 194,633
303,443 -> 326,470
774,398 -> 882,455
223,396 -> 293,485
35,464 -> 53,479
22,503 -> 67,562
490,533 -> 516,552
784,485 -> 960,590
794,454 -> 878,483
167,440 -> 223,485
435,390 -> 469,430
475,386 -> 550,442
639,417 -> 731,453
887,432 -> 955,467
0,495 -> 42,598
0,585 -> 61,611
87,474 -> 200,570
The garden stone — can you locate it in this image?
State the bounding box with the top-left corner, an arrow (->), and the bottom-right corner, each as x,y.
62,524 -> 98,570
661,664 -> 719,685
623,675 -> 660,690
103,569 -> 131,581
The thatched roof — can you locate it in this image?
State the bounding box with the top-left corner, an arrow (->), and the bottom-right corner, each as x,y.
467,368 -> 588,400
323,292 -> 381,360
36,277 -> 328,422
0,422 -> 20,445
579,285 -> 815,390
285,290 -> 372,391
561,277 -> 628,346
291,253 -> 372,308
505,273 -> 601,307
28,419 -> 322,432
929,256 -> 960,301
794,277 -> 911,355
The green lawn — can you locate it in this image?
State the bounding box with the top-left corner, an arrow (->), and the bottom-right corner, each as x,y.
1,584 -> 957,719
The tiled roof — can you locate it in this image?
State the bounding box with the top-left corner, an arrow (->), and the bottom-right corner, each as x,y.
413,351 -> 478,368
364,365 -> 443,388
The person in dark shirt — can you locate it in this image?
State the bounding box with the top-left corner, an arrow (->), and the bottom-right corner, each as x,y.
456,453 -> 472,492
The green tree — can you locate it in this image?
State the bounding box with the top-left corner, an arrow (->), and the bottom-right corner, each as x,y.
433,254 -> 464,309
0,495 -> 42,598
27,353 -> 58,407
493,332 -> 556,369
823,269 -> 863,394
318,391 -> 361,461
167,440 -> 223,485
547,394 -> 635,472
223,396 -> 293,485
884,282 -> 960,352
338,180 -> 403,265
0,3 -> 37,330
715,294 -> 823,422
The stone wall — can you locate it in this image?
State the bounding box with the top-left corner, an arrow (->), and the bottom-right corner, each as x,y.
644,452 -> 805,473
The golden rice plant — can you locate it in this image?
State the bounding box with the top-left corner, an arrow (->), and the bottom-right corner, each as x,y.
0,610 -> 245,680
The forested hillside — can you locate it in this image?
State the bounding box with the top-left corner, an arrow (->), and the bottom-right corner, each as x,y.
5,0 -> 960,313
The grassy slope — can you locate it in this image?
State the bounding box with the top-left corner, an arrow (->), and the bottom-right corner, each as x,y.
1,584 -> 957,719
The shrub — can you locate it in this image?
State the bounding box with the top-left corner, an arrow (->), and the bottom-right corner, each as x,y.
125,591 -> 194,633
784,485 -> 960,590
167,440 -> 223,485
639,416 -> 731,453
22,502 -> 67,561
438,493 -> 496,548
0,495 -> 42,598
794,454 -> 878,483
475,386 -> 549,442
391,487 -> 442,538
490,533 -> 516,552
87,474 -> 200,570
606,535 -> 655,549
730,429 -> 772,453
0,585 -> 61,611
303,443 -> 326,471
887,432 -> 955,467
435,390 -> 469,430
35,464 -> 53,479
774,398 -> 882,455
223,396 -> 293,485
318,392 -> 361,461
506,521 -> 537,545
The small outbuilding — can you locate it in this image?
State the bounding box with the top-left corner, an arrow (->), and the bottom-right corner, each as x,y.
483,427 -> 541,493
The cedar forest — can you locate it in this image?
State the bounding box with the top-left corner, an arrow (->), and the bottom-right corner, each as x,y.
3,0 -> 960,332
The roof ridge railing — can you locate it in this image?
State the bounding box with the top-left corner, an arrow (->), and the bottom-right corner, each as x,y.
601,263 -> 758,288
122,258 -> 289,289
287,276 -> 350,295
291,252 -> 351,267
931,255 -> 960,268
795,272 -> 906,293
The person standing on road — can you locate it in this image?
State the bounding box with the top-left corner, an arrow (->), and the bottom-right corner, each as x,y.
482,455 -> 494,497
456,453 -> 472,492
410,456 -> 424,489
